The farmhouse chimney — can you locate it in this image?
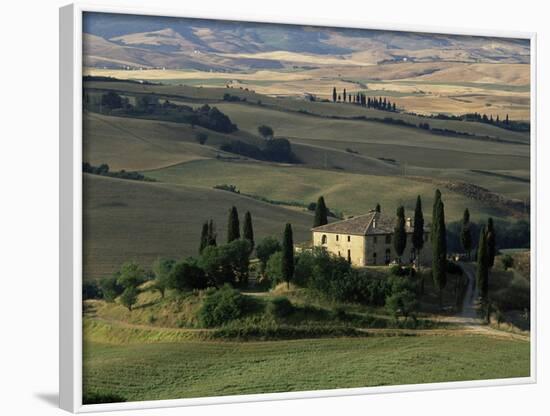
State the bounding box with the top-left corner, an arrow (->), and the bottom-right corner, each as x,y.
372,218 -> 377,228
406,217 -> 412,228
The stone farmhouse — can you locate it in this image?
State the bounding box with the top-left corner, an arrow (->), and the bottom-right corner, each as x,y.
311,210 -> 432,267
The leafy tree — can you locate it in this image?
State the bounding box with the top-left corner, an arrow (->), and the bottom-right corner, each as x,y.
392,206 -> 407,263
460,208 -> 473,259
431,192 -> 447,309
198,285 -> 250,327
281,223 -> 295,288
101,91 -> 123,109
256,236 -> 281,273
385,277 -> 418,321
83,281 -> 102,300
227,206 -> 240,243
195,132 -> 208,145
99,275 -> 124,302
243,211 -> 254,251
117,261 -> 146,289
486,217 -> 497,268
152,258 -> 175,298
168,258 -> 207,292
200,240 -> 251,287
375,203 -> 381,213
199,221 -> 209,254
313,196 -> 329,227
265,251 -> 284,286
257,125 -> 274,139
476,226 -> 489,301
120,286 -> 139,311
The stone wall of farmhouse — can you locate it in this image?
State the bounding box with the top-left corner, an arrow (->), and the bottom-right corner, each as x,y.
312,231 -> 432,267
312,231 -> 366,266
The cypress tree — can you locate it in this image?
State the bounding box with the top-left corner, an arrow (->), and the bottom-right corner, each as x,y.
476,225 -> 489,301
486,217 -> 496,268
460,209 -> 473,259
281,223 -> 295,289
199,221 -> 209,254
412,196 -> 424,263
227,206 -> 240,243
243,211 -> 254,250
393,206 -> 407,263
432,195 -> 447,309
314,196 -> 329,227
332,87 -> 337,103
343,88 -> 347,103
431,189 -> 442,244
375,203 -> 381,213
207,219 -> 217,247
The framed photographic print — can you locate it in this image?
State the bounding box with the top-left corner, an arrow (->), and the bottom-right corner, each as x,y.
60,2 -> 536,412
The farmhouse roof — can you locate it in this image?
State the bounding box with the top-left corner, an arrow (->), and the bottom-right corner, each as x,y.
311,211 -> 425,236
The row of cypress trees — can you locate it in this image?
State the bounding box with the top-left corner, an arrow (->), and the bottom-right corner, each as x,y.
331,87 -> 397,111
199,206 -> 255,255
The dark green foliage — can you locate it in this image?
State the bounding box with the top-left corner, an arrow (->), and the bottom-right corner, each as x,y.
265,251 -> 284,286
258,125 -> 274,139
227,206 -> 240,243
116,261 -> 146,289
207,219 -> 217,247
83,280 -> 102,300
101,91 -> 123,109
294,250 -> 316,287
83,391 -> 127,405
477,226 -> 489,301
313,196 -> 328,227
83,162 -> 154,182
390,265 -> 416,277
446,262 -> 463,276
267,297 -> 294,318
200,240 -> 252,287
120,286 -> 139,311
243,211 -> 254,251
195,132 -> 208,145
281,224 -> 295,288
501,254 -> 514,271
487,217 -> 497,268
375,203 -> 381,213
99,275 -> 124,302
412,196 -> 424,255
152,258 -> 175,298
431,190 -> 447,308
392,206 -> 407,261
460,208 -> 473,258
220,138 -> 298,163
385,276 -> 419,321
198,285 -> 254,327
199,222 -> 209,254
168,258 -> 206,292
256,236 -> 281,273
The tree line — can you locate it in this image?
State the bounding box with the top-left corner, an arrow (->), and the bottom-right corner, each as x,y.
331,87 -> 398,112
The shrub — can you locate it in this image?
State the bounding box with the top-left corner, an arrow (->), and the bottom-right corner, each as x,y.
390,265 -> 416,277
195,132 -> 208,145
256,236 -> 281,272
99,275 -> 124,302
294,250 -> 316,286
83,280 -> 102,300
168,258 -> 207,292
501,254 -> 514,271
198,285 -> 253,327
265,251 -> 284,286
267,296 -> 294,318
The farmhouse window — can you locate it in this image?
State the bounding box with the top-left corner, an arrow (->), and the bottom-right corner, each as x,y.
347,235 -> 351,242
336,235 -> 339,241
385,248 -> 391,264
373,236 -> 377,244
385,235 -> 391,244
321,235 -> 327,244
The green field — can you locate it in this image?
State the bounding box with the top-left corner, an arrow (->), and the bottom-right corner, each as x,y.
83,334 -> 529,401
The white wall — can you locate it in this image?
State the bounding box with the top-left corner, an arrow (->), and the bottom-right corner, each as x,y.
1,0 -> 547,415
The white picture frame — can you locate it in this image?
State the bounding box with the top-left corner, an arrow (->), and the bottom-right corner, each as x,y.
60,2 -> 537,412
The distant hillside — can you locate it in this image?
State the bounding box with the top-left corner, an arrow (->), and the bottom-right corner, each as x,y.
83,12 -> 530,70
